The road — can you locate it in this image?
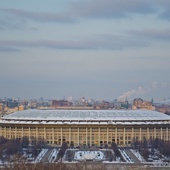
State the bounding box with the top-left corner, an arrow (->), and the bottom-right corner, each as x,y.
40,148 -> 54,162
124,149 -> 141,163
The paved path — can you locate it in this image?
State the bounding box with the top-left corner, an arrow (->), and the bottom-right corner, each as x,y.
124,149 -> 141,163
40,148 -> 54,162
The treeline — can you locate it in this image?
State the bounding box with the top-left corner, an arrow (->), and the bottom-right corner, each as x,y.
0,136 -> 46,161
0,162 -> 108,170
131,138 -> 170,160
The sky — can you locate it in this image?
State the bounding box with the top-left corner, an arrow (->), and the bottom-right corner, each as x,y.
0,0 -> 170,101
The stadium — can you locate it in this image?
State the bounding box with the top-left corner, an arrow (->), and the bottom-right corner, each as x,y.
0,109 -> 170,146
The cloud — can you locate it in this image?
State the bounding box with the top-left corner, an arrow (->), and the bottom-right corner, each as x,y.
2,0 -> 170,29
0,46 -> 20,52
0,8 -> 74,23
0,0 -> 157,24
29,27 -> 38,31
3,26 -> 170,52
70,0 -> 155,19
0,12 -> 29,30
159,9 -> 170,21
0,34 -> 147,52
151,81 -> 169,89
1,0 -> 170,26
129,28 -> 170,41
157,0 -> 170,21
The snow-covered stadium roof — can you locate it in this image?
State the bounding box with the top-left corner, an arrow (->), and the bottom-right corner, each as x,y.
1,109 -> 170,124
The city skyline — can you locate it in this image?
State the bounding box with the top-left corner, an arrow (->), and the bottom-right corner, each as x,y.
0,0 -> 170,100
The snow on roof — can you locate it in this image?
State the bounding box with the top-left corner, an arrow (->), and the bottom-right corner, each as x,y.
2,109 -> 170,122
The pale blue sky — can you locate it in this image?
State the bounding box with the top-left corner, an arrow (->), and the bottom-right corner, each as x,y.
0,0 -> 170,100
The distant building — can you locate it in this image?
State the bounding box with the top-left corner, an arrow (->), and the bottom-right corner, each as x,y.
6,100 -> 18,108
120,101 -> 129,109
51,100 -> 72,107
0,103 -> 4,111
19,105 -> 24,111
114,101 -> 129,109
4,106 -> 19,113
0,99 -> 20,113
92,100 -> 114,110
132,98 -> 155,110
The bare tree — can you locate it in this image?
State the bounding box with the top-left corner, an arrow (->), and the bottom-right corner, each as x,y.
58,141 -> 68,159
21,136 -> 29,148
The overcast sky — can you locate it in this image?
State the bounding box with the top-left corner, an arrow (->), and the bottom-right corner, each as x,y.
0,0 -> 170,101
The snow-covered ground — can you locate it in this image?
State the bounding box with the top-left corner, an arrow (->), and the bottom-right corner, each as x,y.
48,149 -> 58,163
74,151 -> 105,161
130,149 -> 146,163
119,149 -> 133,163
34,148 -> 48,163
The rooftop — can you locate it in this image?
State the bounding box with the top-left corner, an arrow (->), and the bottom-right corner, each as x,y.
2,109 -> 170,122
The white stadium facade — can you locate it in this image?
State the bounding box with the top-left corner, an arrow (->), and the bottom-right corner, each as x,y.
0,109 -> 170,146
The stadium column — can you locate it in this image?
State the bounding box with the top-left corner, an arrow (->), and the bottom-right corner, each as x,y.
154,128 -> 156,139
161,128 -> 163,140
78,127 -> 79,145
29,127 -> 30,141
139,128 -> 142,141
22,127 -> 24,138
0,126 -> 2,136
10,127 -> 12,139
86,128 -> 87,146
98,128 -> 100,146
69,127 -> 71,144
132,127 -> 134,140
61,127 -> 63,145
107,127 -> 108,144
15,127 -> 17,139
4,127 -> 7,138
36,127 -> 38,140
52,127 -> 54,145
9,127 -> 11,139
147,128 -> 149,140
115,127 -> 117,144
90,127 -> 92,146
44,127 -> 46,141
166,127 -> 168,140
123,128 -> 125,145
